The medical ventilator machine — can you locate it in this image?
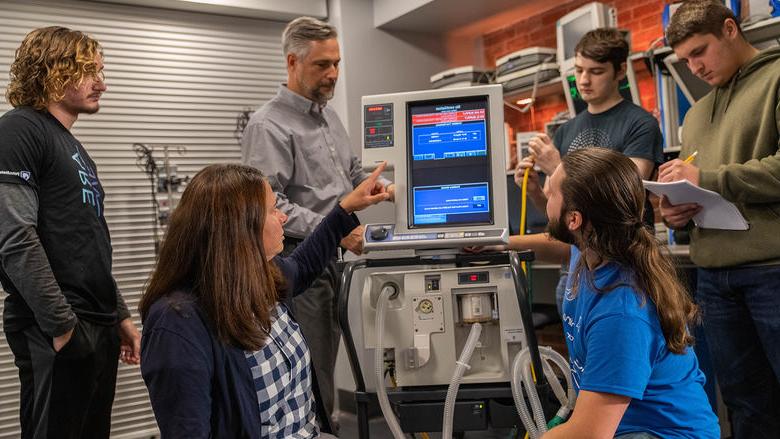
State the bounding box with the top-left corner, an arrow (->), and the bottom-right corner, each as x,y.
338,85 -> 574,439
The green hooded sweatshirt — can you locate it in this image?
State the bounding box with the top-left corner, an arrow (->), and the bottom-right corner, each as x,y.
680,46 -> 780,268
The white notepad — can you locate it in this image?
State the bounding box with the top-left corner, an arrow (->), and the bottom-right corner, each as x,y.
643,179 -> 749,230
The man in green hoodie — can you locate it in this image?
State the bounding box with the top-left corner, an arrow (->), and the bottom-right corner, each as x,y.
660,1 -> 780,437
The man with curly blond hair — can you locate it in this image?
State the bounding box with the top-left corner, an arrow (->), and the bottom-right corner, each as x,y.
0,26 -> 140,439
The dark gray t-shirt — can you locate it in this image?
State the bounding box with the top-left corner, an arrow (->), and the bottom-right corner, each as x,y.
554,99 -> 664,163
553,99 -> 664,228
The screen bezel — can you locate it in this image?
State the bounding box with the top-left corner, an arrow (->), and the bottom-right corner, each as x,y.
405,94 -> 495,230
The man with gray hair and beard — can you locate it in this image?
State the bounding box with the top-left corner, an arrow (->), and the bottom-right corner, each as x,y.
241,16 -> 393,428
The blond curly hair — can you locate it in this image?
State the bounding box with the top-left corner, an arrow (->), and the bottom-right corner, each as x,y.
6,26 -> 102,110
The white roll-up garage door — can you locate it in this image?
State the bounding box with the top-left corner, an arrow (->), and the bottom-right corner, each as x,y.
0,1 -> 287,437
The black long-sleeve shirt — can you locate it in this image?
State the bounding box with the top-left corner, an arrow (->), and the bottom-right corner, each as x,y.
0,107 -> 129,336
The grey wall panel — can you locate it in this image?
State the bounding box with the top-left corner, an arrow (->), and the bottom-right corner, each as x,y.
0,0 -> 287,437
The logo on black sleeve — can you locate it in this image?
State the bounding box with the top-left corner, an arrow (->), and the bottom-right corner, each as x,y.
0,170 -> 32,182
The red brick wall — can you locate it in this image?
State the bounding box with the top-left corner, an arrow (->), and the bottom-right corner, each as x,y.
482,0 -> 667,152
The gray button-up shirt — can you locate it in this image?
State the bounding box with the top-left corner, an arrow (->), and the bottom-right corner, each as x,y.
242,85 -> 388,238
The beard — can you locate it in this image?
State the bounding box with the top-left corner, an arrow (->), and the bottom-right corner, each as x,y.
546,214 -> 577,246
307,80 -> 336,105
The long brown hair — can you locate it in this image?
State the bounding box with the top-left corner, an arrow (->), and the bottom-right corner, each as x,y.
561,148 -> 697,354
139,164 -> 284,351
7,26 -> 103,110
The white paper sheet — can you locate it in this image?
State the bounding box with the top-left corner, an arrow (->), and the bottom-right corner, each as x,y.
643,179 -> 749,230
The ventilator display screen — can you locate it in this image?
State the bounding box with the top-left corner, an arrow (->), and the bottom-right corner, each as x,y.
407,96 -> 493,228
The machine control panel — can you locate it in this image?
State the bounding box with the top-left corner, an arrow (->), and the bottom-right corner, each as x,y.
364,103 -> 394,148
364,224 -> 508,251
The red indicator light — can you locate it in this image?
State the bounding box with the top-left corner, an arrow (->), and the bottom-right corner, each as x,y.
369,127 -> 376,134
470,275 -> 478,281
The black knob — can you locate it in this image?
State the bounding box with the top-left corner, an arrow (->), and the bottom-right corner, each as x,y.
370,226 -> 389,241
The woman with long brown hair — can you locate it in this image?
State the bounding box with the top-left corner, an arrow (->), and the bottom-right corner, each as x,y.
138,162 -> 389,438
540,148 -> 719,439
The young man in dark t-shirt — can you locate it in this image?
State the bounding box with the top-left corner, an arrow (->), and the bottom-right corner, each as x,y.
501,28 -> 663,310
0,27 -> 140,439
549,98 -> 663,228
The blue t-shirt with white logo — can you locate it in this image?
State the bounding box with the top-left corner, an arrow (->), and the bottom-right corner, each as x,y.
562,247 -> 719,438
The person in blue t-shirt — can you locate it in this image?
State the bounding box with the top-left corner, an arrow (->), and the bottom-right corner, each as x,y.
540,148 -> 719,439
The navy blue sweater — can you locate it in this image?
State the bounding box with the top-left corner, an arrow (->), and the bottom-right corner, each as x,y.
140,205 -> 359,438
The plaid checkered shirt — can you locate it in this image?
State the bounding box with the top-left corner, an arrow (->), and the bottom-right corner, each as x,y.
245,304 -> 319,438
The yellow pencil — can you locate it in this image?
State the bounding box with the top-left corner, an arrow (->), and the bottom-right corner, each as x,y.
683,150 -> 698,164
